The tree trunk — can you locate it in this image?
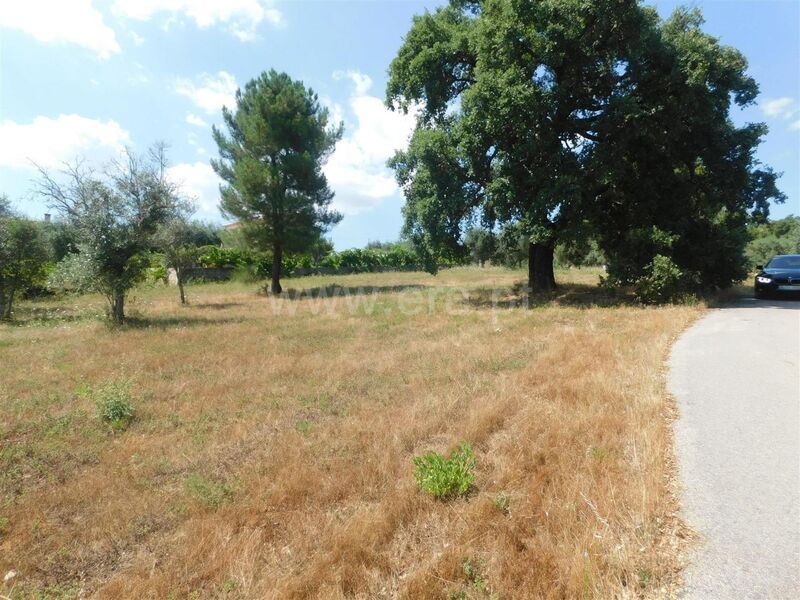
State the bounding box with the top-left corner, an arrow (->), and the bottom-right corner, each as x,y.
112,288 -> 125,323
4,289 -> 14,319
0,285 -> 6,321
527,241 -> 556,292
178,275 -> 186,305
271,243 -> 283,294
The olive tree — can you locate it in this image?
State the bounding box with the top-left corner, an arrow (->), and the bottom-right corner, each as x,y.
37,144 -> 189,323
154,218 -> 201,305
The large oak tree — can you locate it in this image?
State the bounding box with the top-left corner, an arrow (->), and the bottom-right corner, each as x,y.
387,0 -> 784,294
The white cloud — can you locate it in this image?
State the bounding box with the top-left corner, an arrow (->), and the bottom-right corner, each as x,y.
175,71 -> 238,115
186,113 -> 209,128
167,161 -> 222,219
791,119 -> 800,131
319,95 -> 344,129
324,70 -> 417,215
760,97 -> 799,120
0,0 -> 120,59
0,114 -> 130,170
113,0 -> 284,42
333,70 -> 373,96
130,31 -> 145,45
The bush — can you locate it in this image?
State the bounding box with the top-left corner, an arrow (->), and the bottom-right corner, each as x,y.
95,378 -> 135,430
633,254 -> 691,304
413,442 -> 476,499
196,245 -> 249,269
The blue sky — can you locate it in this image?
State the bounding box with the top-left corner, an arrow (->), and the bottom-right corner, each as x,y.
1,0 -> 798,250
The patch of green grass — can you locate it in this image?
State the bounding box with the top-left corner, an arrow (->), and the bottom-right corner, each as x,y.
413,442 -> 475,499
185,474 -> 233,510
591,446 -> 609,462
189,412 -> 219,445
17,583 -> 80,600
300,392 -> 332,412
44,410 -> 87,438
294,419 -> 313,434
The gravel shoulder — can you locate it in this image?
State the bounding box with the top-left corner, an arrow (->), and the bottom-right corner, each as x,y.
669,298 -> 800,599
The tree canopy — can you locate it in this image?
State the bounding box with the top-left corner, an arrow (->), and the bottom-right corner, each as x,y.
746,215 -> 800,268
0,203 -> 50,320
387,0 -> 785,296
212,70 -> 343,294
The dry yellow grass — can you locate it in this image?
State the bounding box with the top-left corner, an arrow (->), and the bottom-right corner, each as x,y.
0,267 -> 702,599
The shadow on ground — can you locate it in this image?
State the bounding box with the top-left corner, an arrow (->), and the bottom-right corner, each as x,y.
282,284 -> 428,300
2,305 -> 245,329
464,282 -> 635,310
709,284 -> 800,310
1,305 -> 103,327
723,296 -> 800,310
191,302 -> 245,310
120,315 -> 245,329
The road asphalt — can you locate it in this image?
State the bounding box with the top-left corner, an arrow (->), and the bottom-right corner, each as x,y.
669,297 -> 800,599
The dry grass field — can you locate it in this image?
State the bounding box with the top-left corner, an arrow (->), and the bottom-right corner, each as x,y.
0,267 -> 704,599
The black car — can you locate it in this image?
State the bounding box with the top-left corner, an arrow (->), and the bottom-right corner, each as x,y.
754,254 -> 800,298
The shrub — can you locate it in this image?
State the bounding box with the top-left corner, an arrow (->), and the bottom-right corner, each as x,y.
413,442 -> 475,499
196,245 -> 248,269
47,252 -> 98,295
633,254 -> 689,304
95,379 -> 135,430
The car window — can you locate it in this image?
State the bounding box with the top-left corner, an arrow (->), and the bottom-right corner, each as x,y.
767,256 -> 800,269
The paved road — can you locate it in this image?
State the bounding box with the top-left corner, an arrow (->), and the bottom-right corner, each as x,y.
669,298 -> 800,599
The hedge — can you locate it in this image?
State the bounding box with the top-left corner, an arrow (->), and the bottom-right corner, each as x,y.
195,245 -> 459,277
